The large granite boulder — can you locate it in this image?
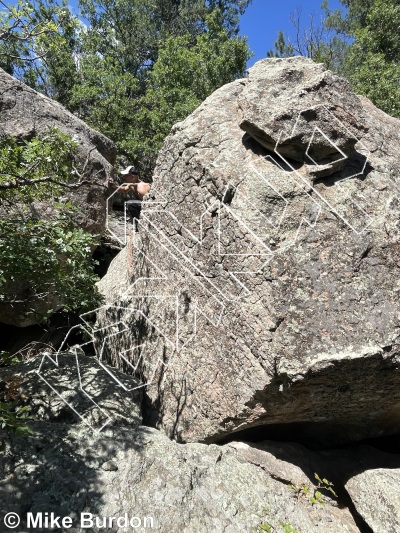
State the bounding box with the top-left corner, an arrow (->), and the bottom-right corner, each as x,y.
345,468 -> 400,532
0,423 -> 362,533
2,355 -> 400,533
0,68 -> 116,326
96,56 -> 400,447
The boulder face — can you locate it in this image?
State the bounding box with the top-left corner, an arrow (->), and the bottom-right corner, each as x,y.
97,56 -> 400,447
0,67 -> 116,235
0,68 -> 116,326
2,357 -> 400,533
0,423 -> 363,533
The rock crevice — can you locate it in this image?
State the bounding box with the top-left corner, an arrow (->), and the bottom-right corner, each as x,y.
97,57 -> 400,450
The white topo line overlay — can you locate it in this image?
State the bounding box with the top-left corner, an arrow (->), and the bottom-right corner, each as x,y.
36,104 -> 386,431
274,104 -> 374,235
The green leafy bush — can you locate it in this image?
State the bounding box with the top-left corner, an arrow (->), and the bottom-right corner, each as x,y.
0,351 -> 33,451
0,128 -> 78,201
257,473 -> 338,531
0,128 -> 103,321
0,209 -> 102,318
0,402 -> 32,435
289,473 -> 338,508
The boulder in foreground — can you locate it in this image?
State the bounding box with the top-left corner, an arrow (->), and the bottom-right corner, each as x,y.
97,57 -> 400,447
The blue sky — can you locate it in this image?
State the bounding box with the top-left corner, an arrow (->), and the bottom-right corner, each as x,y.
239,0 -> 345,67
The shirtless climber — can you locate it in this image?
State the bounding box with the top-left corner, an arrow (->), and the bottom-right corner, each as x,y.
110,165 -> 151,230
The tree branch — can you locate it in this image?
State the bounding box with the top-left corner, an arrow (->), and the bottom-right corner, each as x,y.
0,176 -> 91,190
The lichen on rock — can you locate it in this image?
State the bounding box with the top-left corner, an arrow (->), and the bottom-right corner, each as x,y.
96,57 -> 400,449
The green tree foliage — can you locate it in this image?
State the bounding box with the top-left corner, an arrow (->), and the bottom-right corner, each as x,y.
343,0 -> 400,117
334,0 -> 373,33
0,350 -> 33,448
0,0 -> 62,75
267,5 -> 349,71
77,0 -> 250,71
269,0 -> 399,118
0,399 -> 32,440
21,0 -> 81,107
70,59 -> 142,164
0,129 -> 79,202
267,30 -> 295,58
0,131 -> 102,443
72,0 -> 251,176
0,213 -> 101,317
1,0 -> 252,177
203,0 -> 252,36
0,130 -> 102,322
78,0 -> 206,75
82,11 -> 251,172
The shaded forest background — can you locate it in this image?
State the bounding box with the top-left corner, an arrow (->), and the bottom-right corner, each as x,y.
1,0 -> 398,179
0,0 -> 398,323
0,0 -> 399,436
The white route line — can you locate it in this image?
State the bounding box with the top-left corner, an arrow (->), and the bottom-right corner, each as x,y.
139,213 -> 248,310
105,184 -> 167,245
36,103 -> 388,431
213,163 -> 323,273
305,126 -> 347,167
37,347 -> 113,432
274,105 -> 374,234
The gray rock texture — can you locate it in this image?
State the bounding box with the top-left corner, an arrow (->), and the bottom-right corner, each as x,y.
345,468 -> 400,533
2,357 -> 400,533
0,352 -> 142,427
96,240 -> 133,298
0,421 -> 365,533
239,57 -> 367,176
96,56 -> 400,446
0,67 -> 116,234
0,68 -> 117,326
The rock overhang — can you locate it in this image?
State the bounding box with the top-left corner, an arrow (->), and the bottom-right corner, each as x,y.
96,56 -> 400,446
